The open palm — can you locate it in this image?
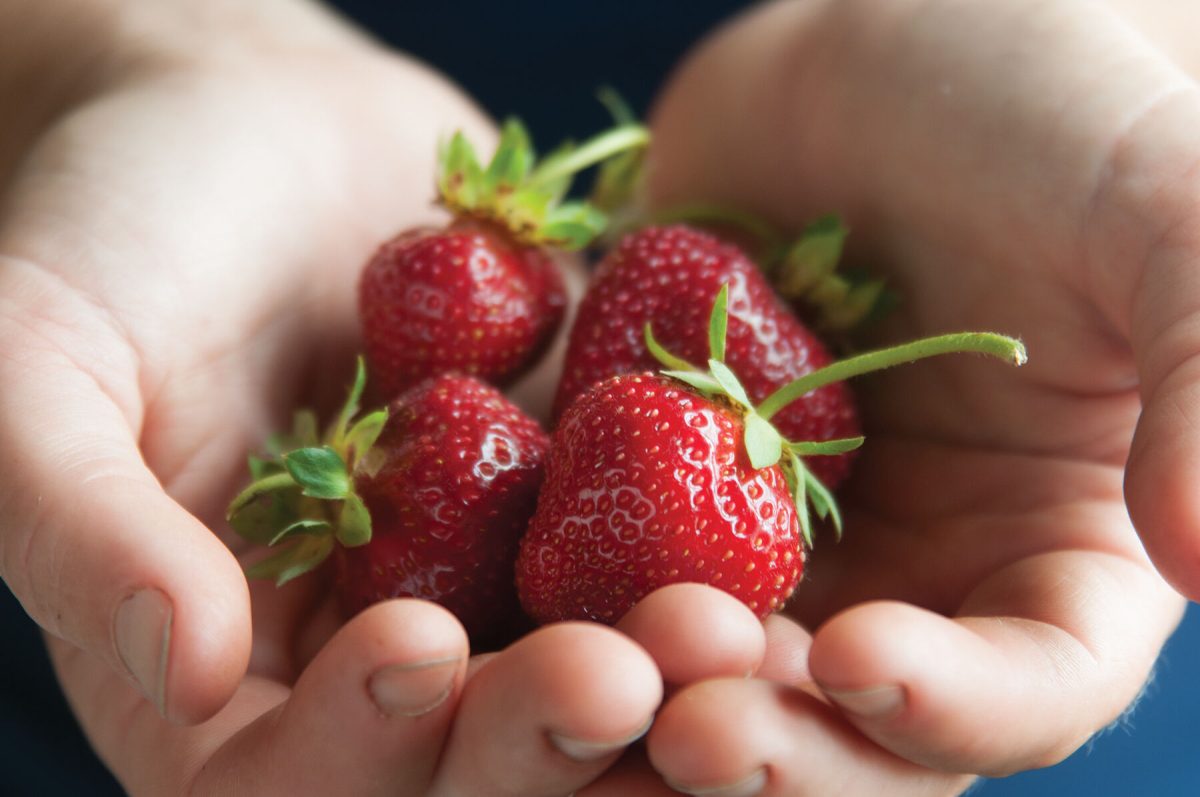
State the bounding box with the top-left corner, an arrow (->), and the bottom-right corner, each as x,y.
575,1 -> 1199,794
0,13 -> 696,796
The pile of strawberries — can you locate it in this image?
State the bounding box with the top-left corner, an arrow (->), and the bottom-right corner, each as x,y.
227,116 -> 1025,643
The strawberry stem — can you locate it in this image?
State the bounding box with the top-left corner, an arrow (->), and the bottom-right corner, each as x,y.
757,332 -> 1027,421
528,124 -> 650,187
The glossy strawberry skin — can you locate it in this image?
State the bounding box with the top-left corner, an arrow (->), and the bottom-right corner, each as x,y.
517,373 -> 804,624
359,219 -> 566,400
337,374 -> 549,641
554,224 -> 858,488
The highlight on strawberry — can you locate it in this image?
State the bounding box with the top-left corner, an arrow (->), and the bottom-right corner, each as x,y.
226,359 -> 548,643
516,285 -> 1026,625
358,117 -> 649,400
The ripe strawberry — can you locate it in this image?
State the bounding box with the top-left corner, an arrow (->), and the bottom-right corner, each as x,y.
361,221 -> 566,399
361,119 -> 648,399
520,287 -> 1026,623
228,362 -> 548,641
520,371 -> 807,623
553,224 -> 859,488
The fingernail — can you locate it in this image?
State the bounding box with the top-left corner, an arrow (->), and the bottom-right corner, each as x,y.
368,657 -> 460,717
113,588 -> 173,718
665,767 -> 768,797
823,684 -> 905,719
550,713 -> 655,762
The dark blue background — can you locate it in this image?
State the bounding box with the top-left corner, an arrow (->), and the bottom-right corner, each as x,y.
3,2 -> 1198,794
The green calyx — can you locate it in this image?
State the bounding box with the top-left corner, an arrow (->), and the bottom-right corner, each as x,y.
646,284 -> 1027,547
437,115 -> 650,251
226,358 -> 387,586
649,208 -> 892,333
774,215 -> 890,331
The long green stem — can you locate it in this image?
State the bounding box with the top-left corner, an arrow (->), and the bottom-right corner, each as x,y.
757,332 -> 1027,421
529,124 -> 650,186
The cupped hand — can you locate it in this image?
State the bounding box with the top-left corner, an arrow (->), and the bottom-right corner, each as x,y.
0,2 -> 667,795
611,0 -> 1200,793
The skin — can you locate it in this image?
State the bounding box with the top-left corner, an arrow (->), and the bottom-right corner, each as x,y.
606,0 -> 1200,793
1,0 -> 1198,795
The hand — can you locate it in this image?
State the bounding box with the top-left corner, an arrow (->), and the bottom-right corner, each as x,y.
603,0 -> 1198,792
0,2 -> 662,794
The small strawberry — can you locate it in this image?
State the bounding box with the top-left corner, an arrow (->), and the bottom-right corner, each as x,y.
554,224 -> 859,488
227,361 -> 549,641
361,119 -> 648,399
519,287 -> 1026,624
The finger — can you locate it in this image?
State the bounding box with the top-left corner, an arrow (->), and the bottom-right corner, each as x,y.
1122,173 -> 1200,602
0,303 -> 249,723
431,622 -> 662,797
616,583 -> 766,684
1075,43 -> 1200,601
1127,333 -> 1200,602
808,551 -> 1185,775
759,612 -> 814,686
54,599 -> 468,796
201,600 -> 469,796
646,678 -> 968,797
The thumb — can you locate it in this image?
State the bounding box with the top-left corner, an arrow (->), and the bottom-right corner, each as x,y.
1109,93 -> 1200,602
0,267 -> 250,723
1127,253 -> 1200,603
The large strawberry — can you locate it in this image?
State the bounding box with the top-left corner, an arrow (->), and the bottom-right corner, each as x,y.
227,361 -> 548,641
519,288 -> 1026,623
553,224 -> 859,488
361,119 -> 648,399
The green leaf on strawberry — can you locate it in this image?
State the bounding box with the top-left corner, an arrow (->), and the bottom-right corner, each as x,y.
282,447 -> 350,499
269,519 -> 332,546
226,357 -> 388,584
743,414 -> 784,471
336,494 -> 372,548
245,534 -> 335,587
436,116 -> 649,252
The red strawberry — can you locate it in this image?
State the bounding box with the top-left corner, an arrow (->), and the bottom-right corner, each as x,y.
228,362 -> 548,641
360,221 -> 566,398
554,224 -> 859,488
521,288 -> 1026,623
360,119 -> 648,399
519,372 -> 806,623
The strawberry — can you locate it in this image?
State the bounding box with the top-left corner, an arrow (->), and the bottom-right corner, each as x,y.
554,223 -> 859,488
520,371 -> 808,622
360,119 -> 648,399
227,361 -> 548,641
519,287 -> 1026,624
